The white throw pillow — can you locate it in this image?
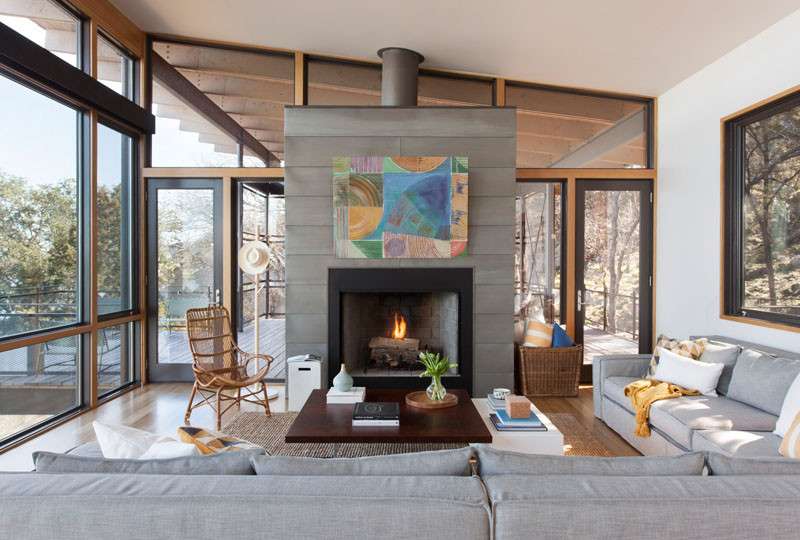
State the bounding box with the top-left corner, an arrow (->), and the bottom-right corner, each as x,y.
775,372 -> 800,438
139,441 -> 201,460
652,346 -> 724,396
93,421 -> 174,459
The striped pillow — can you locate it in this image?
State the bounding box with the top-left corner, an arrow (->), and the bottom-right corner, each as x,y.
524,319 -> 553,347
780,412 -> 800,459
646,334 -> 707,378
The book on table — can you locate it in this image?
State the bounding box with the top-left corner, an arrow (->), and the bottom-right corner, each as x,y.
486,394 -> 506,411
489,409 -> 547,432
326,386 -> 366,404
352,402 -> 399,426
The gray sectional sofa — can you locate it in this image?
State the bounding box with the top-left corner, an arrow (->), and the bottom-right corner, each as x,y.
594,335 -> 800,456
2,446 -> 800,539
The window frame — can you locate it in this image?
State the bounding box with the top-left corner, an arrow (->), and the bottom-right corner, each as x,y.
97,29 -> 139,104
722,87 -> 800,330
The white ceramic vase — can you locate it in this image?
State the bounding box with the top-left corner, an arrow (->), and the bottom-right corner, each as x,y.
333,363 -> 353,392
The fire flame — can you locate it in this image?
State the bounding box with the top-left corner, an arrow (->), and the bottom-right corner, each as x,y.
392,313 -> 407,340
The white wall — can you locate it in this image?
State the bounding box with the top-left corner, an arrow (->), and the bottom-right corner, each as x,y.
656,9 -> 800,352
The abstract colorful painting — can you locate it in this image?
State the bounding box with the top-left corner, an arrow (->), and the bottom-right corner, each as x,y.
333,157 -> 468,258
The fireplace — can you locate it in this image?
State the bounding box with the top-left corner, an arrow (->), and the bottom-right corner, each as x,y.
328,268 -> 473,393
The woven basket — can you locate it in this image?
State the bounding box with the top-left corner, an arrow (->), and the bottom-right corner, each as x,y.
516,345 -> 583,397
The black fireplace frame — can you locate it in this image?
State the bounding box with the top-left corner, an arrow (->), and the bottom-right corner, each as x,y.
328,268 -> 473,395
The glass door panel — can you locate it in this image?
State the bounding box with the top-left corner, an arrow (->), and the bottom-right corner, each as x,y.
147,179 -> 222,381
575,180 -> 653,381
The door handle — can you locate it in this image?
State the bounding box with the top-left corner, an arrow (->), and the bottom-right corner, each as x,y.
215,289 -> 220,306
577,290 -> 588,312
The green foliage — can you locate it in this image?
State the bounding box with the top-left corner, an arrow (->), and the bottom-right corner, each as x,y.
417,351 -> 457,377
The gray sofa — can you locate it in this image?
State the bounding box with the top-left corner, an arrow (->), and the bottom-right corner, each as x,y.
594,335 -> 800,456
3,447 -> 800,539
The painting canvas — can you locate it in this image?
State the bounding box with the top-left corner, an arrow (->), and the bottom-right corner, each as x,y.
333,157 -> 468,258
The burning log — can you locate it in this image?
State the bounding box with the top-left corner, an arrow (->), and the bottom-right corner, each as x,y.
367,314 -> 421,369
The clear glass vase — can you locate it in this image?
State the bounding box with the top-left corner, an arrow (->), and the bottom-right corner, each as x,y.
426,374 -> 447,401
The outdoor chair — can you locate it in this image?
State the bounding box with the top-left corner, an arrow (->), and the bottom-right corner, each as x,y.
184,306 -> 273,429
163,295 -> 210,332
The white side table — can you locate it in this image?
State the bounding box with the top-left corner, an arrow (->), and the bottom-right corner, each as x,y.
471,398 -> 564,455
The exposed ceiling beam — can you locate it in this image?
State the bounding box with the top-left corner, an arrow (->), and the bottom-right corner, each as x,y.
549,108 -> 646,168
151,51 -> 280,166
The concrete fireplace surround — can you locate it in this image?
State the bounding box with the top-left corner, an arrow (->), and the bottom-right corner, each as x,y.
284,106 -> 516,396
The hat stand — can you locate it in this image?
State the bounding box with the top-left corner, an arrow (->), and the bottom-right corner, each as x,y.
240,225 -> 279,401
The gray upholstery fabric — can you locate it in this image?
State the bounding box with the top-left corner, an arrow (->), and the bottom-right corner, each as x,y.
601,397 -> 686,455
602,376 -> 776,449
726,349 -> 800,415
487,475 -> 800,540
692,429 -> 783,457
698,340 -> 740,395
706,452 -> 800,475
592,354 -> 652,420
475,445 -> 705,476
65,441 -> 103,458
0,473 -> 488,505
0,495 -> 489,540
33,448 -> 263,474
692,335 -> 800,361
251,447 -> 473,476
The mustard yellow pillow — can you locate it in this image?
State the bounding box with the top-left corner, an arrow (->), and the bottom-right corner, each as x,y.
780,412 -> 800,459
177,426 -> 263,455
646,334 -> 707,378
524,319 -> 553,347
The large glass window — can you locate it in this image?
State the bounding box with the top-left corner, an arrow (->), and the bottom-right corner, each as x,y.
98,322 -> 134,397
97,33 -> 135,101
0,73 -> 79,339
418,72 -> 493,106
150,41 -> 292,166
515,181 -> 564,323
0,0 -> 79,68
506,83 -> 650,168
307,58 -> 381,106
724,90 -> 800,327
0,334 -> 80,440
97,121 -> 135,315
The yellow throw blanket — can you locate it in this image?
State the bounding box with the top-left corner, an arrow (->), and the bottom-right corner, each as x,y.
623,379 -> 700,437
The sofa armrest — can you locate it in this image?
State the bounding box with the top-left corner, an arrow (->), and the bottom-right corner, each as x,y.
592,354 -> 651,420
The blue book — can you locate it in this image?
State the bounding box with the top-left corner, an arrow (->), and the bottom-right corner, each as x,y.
495,409 -> 544,427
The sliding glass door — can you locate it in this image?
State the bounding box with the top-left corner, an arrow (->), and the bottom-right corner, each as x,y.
575,180 -> 653,379
147,179 -> 223,381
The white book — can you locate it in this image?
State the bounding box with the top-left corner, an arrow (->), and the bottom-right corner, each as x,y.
352,419 -> 399,426
327,386 -> 366,397
326,397 -> 364,404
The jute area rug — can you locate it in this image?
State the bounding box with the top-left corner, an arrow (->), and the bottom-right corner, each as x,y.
223,411 -> 612,458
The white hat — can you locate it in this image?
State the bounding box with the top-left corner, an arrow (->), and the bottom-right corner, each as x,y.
238,241 -> 272,275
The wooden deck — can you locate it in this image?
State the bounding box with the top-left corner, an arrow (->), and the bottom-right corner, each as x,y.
582,326 -> 639,362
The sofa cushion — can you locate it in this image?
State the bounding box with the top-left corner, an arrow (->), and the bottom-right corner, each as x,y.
698,340 -> 740,395
706,452 -> 800,475
604,376 -> 777,449
475,445 -> 705,476
726,349 -> 800,416
33,448 -> 263,474
692,429 -> 782,457
251,447 -> 473,476
66,442 -> 104,458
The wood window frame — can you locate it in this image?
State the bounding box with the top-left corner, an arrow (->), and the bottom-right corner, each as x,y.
721,85 -> 800,332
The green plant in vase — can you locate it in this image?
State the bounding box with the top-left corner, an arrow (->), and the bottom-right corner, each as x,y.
418,352 -> 457,401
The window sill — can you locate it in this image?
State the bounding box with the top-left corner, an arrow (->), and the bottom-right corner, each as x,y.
720,314 -> 800,334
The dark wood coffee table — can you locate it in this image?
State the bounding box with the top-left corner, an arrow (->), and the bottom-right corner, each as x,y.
285,389 -> 492,446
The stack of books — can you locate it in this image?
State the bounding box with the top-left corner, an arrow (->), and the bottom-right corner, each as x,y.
485,394 -> 507,412
352,402 -> 399,426
489,408 -> 547,432
326,387 -> 366,404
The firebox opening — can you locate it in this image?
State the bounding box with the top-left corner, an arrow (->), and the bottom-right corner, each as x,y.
341,292 -> 459,377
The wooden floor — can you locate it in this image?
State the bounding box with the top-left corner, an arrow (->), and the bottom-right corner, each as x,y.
0,381 -> 638,471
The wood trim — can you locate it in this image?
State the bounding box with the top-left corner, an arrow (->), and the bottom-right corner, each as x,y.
0,326 -> 90,354
294,52 -> 305,105
720,314 -> 800,334
719,119 -> 726,323
720,82 -> 800,122
495,78 -> 505,106
70,0 -> 145,58
222,176 -> 234,314
652,97 -> 658,339
89,110 -> 99,408
143,167 -> 285,178
146,32 -> 656,101
97,313 -> 145,330
516,168 -> 656,179
565,177 -> 577,339
139,134 -> 148,384
89,21 -> 98,79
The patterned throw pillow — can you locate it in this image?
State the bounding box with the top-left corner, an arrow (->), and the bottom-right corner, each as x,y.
177,426 -> 264,455
646,334 -> 707,378
780,412 -> 800,459
524,319 -> 553,347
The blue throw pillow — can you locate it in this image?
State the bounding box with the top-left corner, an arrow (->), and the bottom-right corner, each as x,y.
551,324 -> 573,347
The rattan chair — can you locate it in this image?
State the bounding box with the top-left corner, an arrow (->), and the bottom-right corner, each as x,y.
185,306 -> 273,429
